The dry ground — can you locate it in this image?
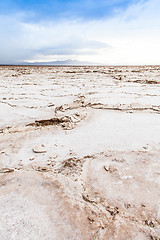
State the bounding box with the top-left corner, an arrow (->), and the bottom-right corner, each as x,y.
0,65 -> 160,239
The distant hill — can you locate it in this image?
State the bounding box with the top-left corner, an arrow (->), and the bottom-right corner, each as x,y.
21,59 -> 97,66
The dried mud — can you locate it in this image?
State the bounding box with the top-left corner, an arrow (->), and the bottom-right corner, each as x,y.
0,65 -> 160,239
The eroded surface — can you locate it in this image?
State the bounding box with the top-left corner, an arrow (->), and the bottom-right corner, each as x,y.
0,66 -> 160,239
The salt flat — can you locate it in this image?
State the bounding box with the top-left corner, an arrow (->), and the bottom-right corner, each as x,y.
0,66 -> 160,239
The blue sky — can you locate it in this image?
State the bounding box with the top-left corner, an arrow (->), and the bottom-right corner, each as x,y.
0,0 -> 140,20
0,0 -> 160,64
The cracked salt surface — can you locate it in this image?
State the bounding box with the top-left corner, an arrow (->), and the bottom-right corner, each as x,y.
51,110 -> 160,156
0,66 -> 160,239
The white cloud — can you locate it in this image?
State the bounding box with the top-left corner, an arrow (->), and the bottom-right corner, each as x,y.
0,0 -> 160,64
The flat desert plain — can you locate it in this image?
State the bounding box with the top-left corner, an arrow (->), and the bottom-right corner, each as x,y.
0,65 -> 160,239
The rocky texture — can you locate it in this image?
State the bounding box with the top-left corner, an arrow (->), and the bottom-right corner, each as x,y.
0,66 -> 160,239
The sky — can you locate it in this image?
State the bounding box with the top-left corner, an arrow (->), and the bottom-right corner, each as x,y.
0,0 -> 160,65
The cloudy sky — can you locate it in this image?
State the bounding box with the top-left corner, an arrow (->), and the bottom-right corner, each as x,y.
0,0 -> 160,65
